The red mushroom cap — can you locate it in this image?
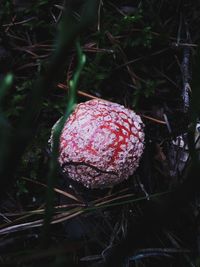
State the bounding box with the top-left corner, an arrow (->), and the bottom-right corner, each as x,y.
53,99 -> 145,189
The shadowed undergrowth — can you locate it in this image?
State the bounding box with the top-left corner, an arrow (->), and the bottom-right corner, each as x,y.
0,1 -> 200,267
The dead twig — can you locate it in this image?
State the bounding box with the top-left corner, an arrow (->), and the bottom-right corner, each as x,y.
181,46 -> 191,112
22,177 -> 82,203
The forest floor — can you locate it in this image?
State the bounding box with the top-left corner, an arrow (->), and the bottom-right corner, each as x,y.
0,1 -> 200,267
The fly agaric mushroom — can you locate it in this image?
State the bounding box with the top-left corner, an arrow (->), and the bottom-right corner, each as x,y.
51,99 -> 145,189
